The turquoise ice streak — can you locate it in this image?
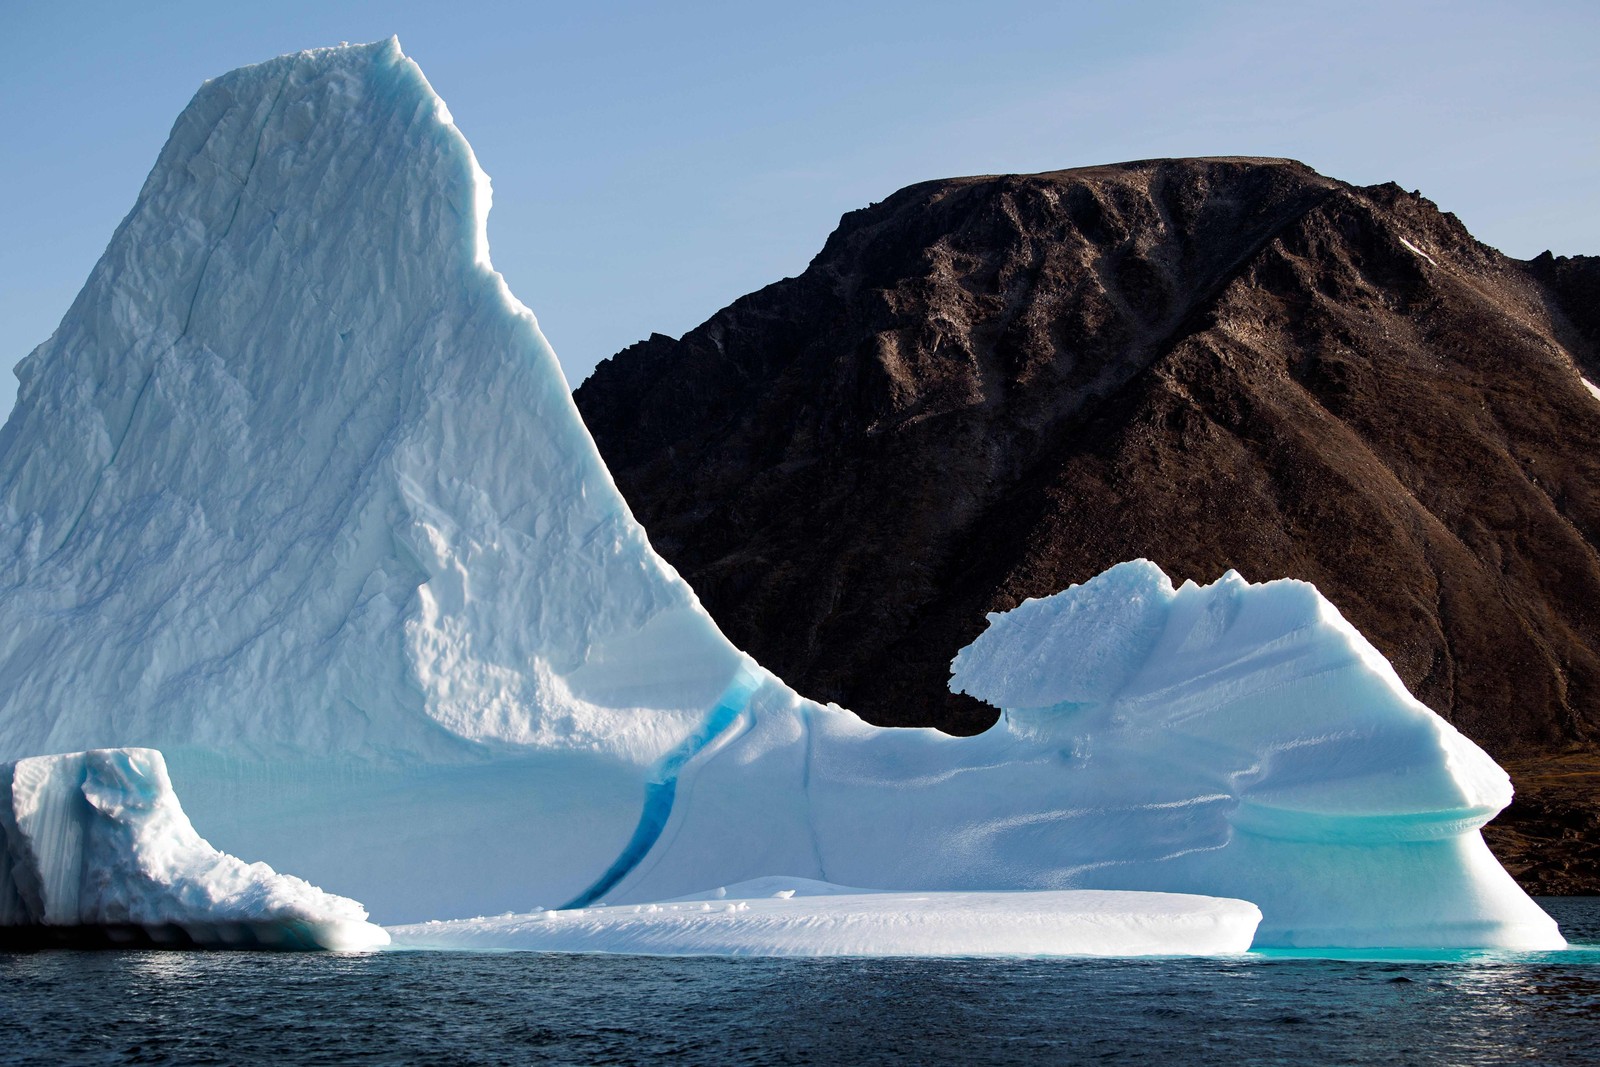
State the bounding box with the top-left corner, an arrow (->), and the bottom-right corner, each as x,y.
562,666 -> 764,909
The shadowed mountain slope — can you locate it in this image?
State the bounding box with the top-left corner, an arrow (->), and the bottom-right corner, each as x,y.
575,158 -> 1600,890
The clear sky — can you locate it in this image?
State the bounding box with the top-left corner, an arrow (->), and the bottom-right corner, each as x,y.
2,0 -> 1596,419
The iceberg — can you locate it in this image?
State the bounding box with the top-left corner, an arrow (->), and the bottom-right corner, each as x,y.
0,39 -> 1563,951
0,749 -> 386,949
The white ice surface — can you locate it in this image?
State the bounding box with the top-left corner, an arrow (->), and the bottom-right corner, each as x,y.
0,40 -> 1564,951
387,877 -> 1261,957
0,749 -> 386,949
0,39 -> 742,766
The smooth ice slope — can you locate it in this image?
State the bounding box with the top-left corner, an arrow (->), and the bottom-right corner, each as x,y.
0,749 -> 386,949
387,877 -> 1261,957
0,37 -> 741,762
0,40 -> 1562,950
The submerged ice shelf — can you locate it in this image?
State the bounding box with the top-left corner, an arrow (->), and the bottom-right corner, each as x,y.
0,39 -> 1565,953
388,877 -> 1262,957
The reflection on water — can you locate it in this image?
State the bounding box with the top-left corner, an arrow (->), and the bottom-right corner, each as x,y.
0,899 -> 1596,1066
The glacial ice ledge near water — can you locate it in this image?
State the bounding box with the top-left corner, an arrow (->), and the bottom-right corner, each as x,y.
0,39 -> 1562,953
0,749 -> 387,950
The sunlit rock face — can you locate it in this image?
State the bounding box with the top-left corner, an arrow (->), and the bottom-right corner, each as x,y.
574,158 -> 1600,766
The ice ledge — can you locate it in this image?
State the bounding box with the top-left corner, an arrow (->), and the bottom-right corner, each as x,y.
0,749 -> 387,951
388,877 -> 1263,957
951,559 -> 1514,822
946,560 -> 1565,950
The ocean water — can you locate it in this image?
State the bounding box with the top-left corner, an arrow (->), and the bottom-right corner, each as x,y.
2,899 -> 1596,1066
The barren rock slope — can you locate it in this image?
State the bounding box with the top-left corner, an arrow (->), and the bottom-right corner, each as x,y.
575,158 -> 1600,889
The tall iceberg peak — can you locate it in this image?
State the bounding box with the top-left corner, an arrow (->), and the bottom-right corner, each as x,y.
0,38 -> 744,763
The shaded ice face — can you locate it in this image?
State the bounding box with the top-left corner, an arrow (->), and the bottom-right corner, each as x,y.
0,748 -> 387,949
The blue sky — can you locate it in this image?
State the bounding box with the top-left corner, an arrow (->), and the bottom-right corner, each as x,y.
2,0 -> 1596,418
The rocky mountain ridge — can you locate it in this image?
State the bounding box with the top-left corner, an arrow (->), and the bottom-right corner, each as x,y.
575,157 -> 1600,891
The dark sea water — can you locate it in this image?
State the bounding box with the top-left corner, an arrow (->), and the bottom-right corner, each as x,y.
3,899 -> 1598,1067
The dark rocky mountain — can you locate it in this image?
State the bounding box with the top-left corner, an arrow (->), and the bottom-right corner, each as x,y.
574,157 -> 1600,892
